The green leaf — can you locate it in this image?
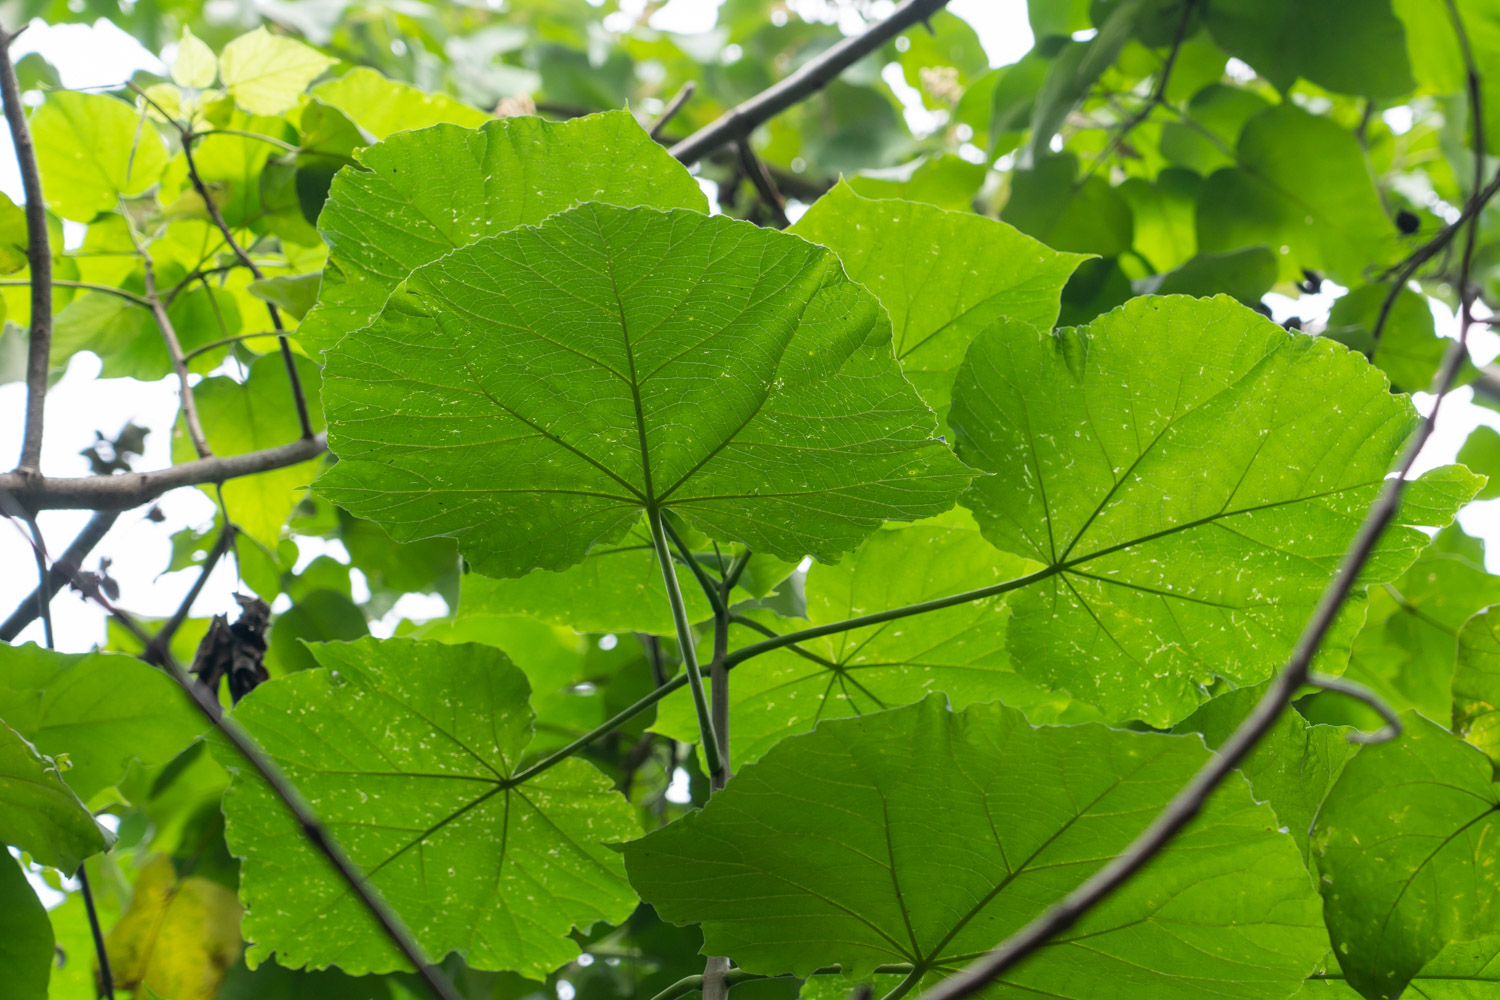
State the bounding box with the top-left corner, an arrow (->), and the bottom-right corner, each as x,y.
0,192 -> 29,274
33,91 -> 169,222
301,111 -> 709,353
791,182 -> 1085,421
0,855 -> 51,1000
1305,935 -> 1500,996
1203,0 -> 1415,98
219,27 -> 336,115
654,522 -> 1094,768
1197,105 -> 1397,284
950,295 -> 1478,726
456,518 -> 712,635
248,273 -> 321,320
266,589 -> 369,675
310,67 -> 489,140
316,203 -> 970,579
1458,425 -> 1500,500
624,696 -> 1325,996
1141,247 -> 1279,306
0,721 -> 111,870
1312,714 -> 1500,1000
0,644 -> 205,802
219,637 -> 639,976
1324,285 -> 1460,395
1177,685 -> 1356,856
844,155 -> 987,211
1454,605 -> 1500,767
1118,168 -> 1200,273
172,26 -> 217,88
1000,152 -> 1134,257
173,353 -> 325,550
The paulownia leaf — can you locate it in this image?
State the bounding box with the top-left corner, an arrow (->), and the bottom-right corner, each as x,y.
1303,935 -> 1500,997
0,644 -> 204,802
32,91 -> 169,222
317,203 -> 970,579
1177,685 -> 1356,857
218,637 -> 638,976
301,111 -> 708,353
310,67 -> 489,141
625,695 -> 1325,998
1312,714 -> 1500,1000
1454,605 -> 1500,767
0,855 -> 50,1000
0,721 -> 112,870
790,182 -> 1085,421
951,294 -> 1478,726
219,28 -> 336,116
653,522 -> 1093,768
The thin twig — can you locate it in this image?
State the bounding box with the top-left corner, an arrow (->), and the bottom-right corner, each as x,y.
23,514 -> 53,647
650,82 -> 695,139
0,278 -> 151,306
911,10 -> 1494,999
0,510 -> 117,640
182,330 -> 277,362
669,0 -> 953,166
735,139 -> 791,228
0,433 -> 327,511
2,28 -> 52,474
168,112 -> 313,440
145,524 -> 233,661
77,866 -> 114,999
1304,674 -> 1402,744
0,491 -> 462,1000
141,254 -> 214,459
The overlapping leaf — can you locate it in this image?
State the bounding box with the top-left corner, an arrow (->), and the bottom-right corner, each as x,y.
653,522 -> 1092,767
1454,605 -> 1500,767
951,294 -> 1478,726
317,203 -> 970,578
1313,715 -> 1500,1000
301,111 -> 708,352
791,182 -> 1084,420
0,856 -> 51,1000
0,722 -> 111,871
33,91 -> 169,222
218,637 -> 638,976
626,696 -> 1325,998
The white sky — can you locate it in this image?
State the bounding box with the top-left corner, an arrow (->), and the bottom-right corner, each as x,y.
2,1 -> 1499,655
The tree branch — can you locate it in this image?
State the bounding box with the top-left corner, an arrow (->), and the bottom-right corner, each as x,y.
0,278 -> 150,306
2,27 -> 52,474
0,433 -> 327,511
140,251 -> 213,459
650,81 -> 695,138
669,0 -> 953,166
736,139 -> 791,228
145,523 -> 233,661
0,510 -> 117,640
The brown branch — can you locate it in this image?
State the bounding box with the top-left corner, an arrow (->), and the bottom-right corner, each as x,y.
0,509 -> 117,640
0,278 -> 150,306
650,81 -> 696,139
0,432 -> 327,511
2,28 -> 52,474
913,8 -> 1495,999
735,140 -> 791,228
145,523 -> 233,661
76,865 -> 114,999
142,255 -> 213,459
669,0 -> 953,166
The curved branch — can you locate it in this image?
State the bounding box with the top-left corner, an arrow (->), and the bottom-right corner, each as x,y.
2,28 -> 52,473
669,0 -> 953,166
0,509 -> 117,640
0,433 -> 327,511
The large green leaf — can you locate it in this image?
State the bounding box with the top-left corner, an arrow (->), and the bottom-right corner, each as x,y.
0,721 -> 111,870
0,644 -> 204,802
301,111 -> 709,353
218,637 -> 638,976
1197,105 -> 1398,284
1203,0 -> 1415,98
950,295 -> 1478,726
174,353 -> 325,550
219,27 -> 336,115
32,91 -> 169,222
0,855 -> 51,1000
624,696 -> 1325,998
1177,685 -> 1356,857
790,182 -> 1084,420
1312,714 -> 1500,1000
653,522 -> 1093,768
310,68 -> 489,140
1305,936 -> 1500,996
1454,605 -> 1500,767
317,204 -> 970,579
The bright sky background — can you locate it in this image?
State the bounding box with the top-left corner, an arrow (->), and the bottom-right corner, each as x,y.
3,0 -> 1500,656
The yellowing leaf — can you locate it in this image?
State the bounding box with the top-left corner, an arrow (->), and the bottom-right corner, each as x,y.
219,28 -> 335,116
106,855 -> 242,1000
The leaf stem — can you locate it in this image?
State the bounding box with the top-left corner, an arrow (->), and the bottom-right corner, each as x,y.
0,278 -> 151,306
648,506 -> 724,778
76,865 -> 114,999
